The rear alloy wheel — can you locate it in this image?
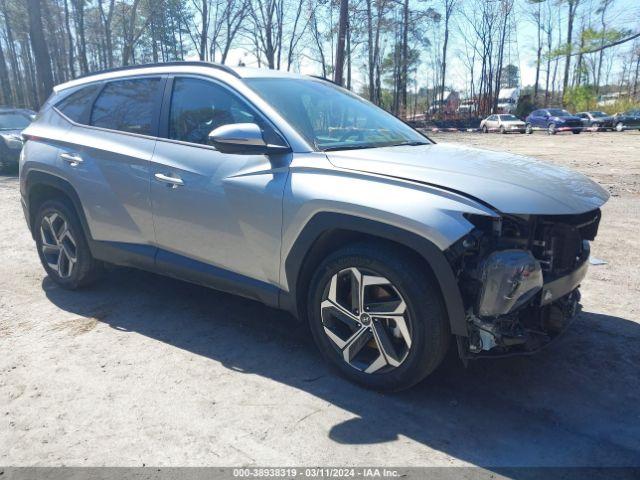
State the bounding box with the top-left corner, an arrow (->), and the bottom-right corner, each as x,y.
482,125 -> 488,133
500,126 -> 506,134
592,122 -> 601,131
615,122 -> 624,132
40,211 -> 78,279
308,243 -> 450,391
35,199 -> 103,289
547,123 -> 557,135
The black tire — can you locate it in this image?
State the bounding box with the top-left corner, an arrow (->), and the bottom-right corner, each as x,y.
307,241 -> 450,391
482,125 -> 488,133
34,198 -> 103,289
500,126 -> 506,134
572,130 -> 581,134
525,123 -> 533,134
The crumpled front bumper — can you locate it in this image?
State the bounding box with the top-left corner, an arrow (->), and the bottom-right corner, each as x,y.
466,246 -> 590,357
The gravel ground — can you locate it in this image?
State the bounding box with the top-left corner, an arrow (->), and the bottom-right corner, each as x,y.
1,130 -> 639,468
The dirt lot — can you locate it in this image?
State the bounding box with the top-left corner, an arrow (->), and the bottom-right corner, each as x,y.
1,130 -> 639,468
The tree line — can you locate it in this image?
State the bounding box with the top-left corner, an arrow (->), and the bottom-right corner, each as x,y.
1,0 -> 638,117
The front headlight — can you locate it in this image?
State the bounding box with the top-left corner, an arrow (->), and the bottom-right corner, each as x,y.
2,134 -> 23,149
478,250 -> 543,317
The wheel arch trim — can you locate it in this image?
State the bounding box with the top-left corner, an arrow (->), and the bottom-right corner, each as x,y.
24,170 -> 94,248
281,212 -> 468,337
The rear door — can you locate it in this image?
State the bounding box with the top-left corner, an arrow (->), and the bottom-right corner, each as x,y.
60,76 -> 164,264
148,75 -> 290,301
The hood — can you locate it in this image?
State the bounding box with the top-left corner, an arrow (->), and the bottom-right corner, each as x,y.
326,143 -> 609,215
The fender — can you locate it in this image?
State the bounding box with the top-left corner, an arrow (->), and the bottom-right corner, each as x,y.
281,212 -> 468,337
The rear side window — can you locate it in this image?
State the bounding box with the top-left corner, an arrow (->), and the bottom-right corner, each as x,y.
55,84 -> 100,123
90,78 -> 161,135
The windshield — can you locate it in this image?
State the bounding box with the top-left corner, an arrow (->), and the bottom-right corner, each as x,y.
0,112 -> 31,130
547,109 -> 572,116
245,78 -> 429,151
589,111 -> 608,117
499,114 -> 519,121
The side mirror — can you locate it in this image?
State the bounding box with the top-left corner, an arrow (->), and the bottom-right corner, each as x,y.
208,123 -> 291,155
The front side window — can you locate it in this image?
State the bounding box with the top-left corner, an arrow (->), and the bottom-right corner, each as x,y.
55,84 -> 100,123
90,78 -> 161,135
245,77 -> 429,151
169,77 -> 268,146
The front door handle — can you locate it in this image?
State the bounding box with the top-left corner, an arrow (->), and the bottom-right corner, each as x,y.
60,152 -> 84,166
154,173 -> 184,187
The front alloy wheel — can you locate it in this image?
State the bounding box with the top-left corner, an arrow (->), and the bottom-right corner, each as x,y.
615,122 -> 624,132
547,123 -> 557,135
308,243 -> 450,391
320,267 -> 412,374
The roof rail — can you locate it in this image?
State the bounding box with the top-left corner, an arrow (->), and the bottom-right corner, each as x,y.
73,61 -> 241,82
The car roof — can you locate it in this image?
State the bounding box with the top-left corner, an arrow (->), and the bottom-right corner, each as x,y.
53,61 -> 312,93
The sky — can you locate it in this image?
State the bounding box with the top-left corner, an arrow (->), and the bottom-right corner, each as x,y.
194,0 -> 639,94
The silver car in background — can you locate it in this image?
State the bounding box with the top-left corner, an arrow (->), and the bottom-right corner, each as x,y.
19,62 -> 608,390
480,114 -> 527,133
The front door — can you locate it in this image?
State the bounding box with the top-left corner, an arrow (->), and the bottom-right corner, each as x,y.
149,76 -> 289,302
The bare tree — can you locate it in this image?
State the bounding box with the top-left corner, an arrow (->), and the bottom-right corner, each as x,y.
248,0 -> 284,69
334,0 -> 348,85
27,0 -> 53,103
98,0 -> 116,68
439,0 -> 456,113
562,0 -> 580,99
71,0 -> 89,74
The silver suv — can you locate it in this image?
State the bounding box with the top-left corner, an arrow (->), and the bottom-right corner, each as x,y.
20,62 -> 609,390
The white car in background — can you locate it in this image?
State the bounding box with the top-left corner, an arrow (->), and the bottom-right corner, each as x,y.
480,114 -> 526,134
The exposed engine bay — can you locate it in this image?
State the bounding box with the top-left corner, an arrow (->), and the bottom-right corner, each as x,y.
447,208 -> 602,357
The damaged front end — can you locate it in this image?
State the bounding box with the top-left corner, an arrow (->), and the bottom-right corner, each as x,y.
447,209 -> 601,358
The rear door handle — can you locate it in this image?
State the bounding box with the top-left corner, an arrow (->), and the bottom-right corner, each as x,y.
154,173 -> 184,187
60,152 -> 84,166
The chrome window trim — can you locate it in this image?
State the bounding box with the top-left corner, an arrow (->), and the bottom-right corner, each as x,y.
52,108 -> 160,142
